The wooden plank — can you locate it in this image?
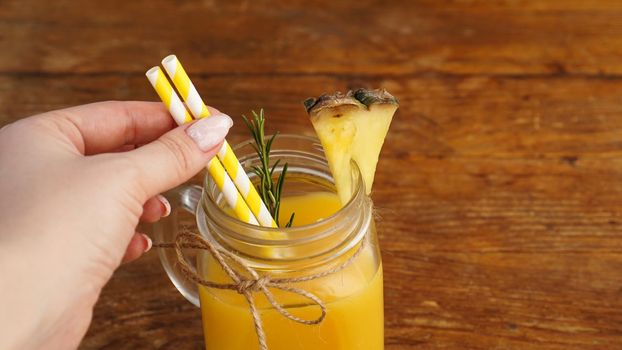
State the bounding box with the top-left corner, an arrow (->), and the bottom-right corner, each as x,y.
83,249 -> 622,349
3,0 -> 622,76
383,253 -> 622,349
2,74 -> 622,158
2,74 -> 619,348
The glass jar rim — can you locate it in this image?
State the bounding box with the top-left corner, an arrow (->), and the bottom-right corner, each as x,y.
200,134 -> 367,247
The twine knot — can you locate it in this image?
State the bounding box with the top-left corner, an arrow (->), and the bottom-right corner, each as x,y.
237,276 -> 270,294
155,227 -> 366,350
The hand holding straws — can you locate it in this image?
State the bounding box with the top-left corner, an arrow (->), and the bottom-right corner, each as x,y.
146,55 -> 276,228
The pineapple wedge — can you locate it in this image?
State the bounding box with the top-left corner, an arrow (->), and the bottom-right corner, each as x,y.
304,88 -> 398,204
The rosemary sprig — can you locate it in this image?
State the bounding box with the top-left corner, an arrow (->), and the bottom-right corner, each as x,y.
242,109 -> 295,228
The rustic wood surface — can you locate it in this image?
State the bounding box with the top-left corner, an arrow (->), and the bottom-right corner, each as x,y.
2,0 -> 622,349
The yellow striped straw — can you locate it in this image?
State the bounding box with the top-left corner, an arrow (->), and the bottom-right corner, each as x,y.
145,67 -> 193,125
146,66 -> 259,226
161,55 -> 277,228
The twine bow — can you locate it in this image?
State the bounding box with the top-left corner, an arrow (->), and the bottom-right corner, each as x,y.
155,227 -> 365,350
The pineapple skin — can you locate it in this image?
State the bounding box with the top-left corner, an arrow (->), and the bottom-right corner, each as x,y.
305,89 -> 398,204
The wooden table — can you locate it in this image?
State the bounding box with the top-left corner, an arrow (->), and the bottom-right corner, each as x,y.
2,1 -> 622,349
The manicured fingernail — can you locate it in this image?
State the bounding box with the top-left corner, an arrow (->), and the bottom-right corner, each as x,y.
142,234 -> 153,252
156,194 -> 171,217
186,113 -> 233,151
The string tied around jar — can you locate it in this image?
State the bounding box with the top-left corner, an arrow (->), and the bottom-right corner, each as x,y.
236,276 -> 270,294
154,226 -> 366,350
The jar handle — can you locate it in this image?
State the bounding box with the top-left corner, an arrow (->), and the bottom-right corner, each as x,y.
152,184 -> 203,307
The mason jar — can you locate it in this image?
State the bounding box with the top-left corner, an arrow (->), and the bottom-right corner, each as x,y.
154,135 -> 383,350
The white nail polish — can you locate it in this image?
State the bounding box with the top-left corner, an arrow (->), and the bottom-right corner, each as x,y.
186,113 -> 233,151
142,234 -> 153,252
156,194 -> 171,217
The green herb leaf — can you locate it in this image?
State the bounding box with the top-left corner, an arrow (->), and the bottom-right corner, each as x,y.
285,213 -> 295,228
242,109 -> 295,228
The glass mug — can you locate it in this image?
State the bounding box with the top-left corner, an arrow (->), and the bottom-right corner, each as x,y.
153,135 -> 383,350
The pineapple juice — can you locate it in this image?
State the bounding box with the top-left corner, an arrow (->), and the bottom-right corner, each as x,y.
198,192 -> 384,350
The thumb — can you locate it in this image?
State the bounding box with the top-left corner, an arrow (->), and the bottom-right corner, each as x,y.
125,113 -> 233,199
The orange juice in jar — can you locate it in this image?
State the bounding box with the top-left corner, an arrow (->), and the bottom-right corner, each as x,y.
154,135 -> 384,350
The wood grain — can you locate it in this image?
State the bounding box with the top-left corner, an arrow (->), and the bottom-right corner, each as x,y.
4,0 -> 622,76
1,0 -> 622,349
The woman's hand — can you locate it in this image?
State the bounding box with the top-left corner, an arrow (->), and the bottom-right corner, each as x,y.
0,101 -> 233,349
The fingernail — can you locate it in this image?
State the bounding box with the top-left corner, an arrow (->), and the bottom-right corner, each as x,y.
156,194 -> 171,217
186,113 -> 233,152
142,234 -> 153,252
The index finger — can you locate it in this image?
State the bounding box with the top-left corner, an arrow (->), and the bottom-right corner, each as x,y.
44,101 -> 220,155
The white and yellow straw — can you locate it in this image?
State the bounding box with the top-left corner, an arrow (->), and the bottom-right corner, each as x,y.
145,67 -> 193,125
160,55 -> 277,228
146,66 -> 262,226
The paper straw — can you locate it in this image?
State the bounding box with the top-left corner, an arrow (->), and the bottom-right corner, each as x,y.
145,67 -> 193,125
162,55 -> 277,228
146,66 -> 259,226
161,55 -> 210,118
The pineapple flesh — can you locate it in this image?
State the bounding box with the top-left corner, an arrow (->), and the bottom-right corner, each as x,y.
304,88 -> 398,204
